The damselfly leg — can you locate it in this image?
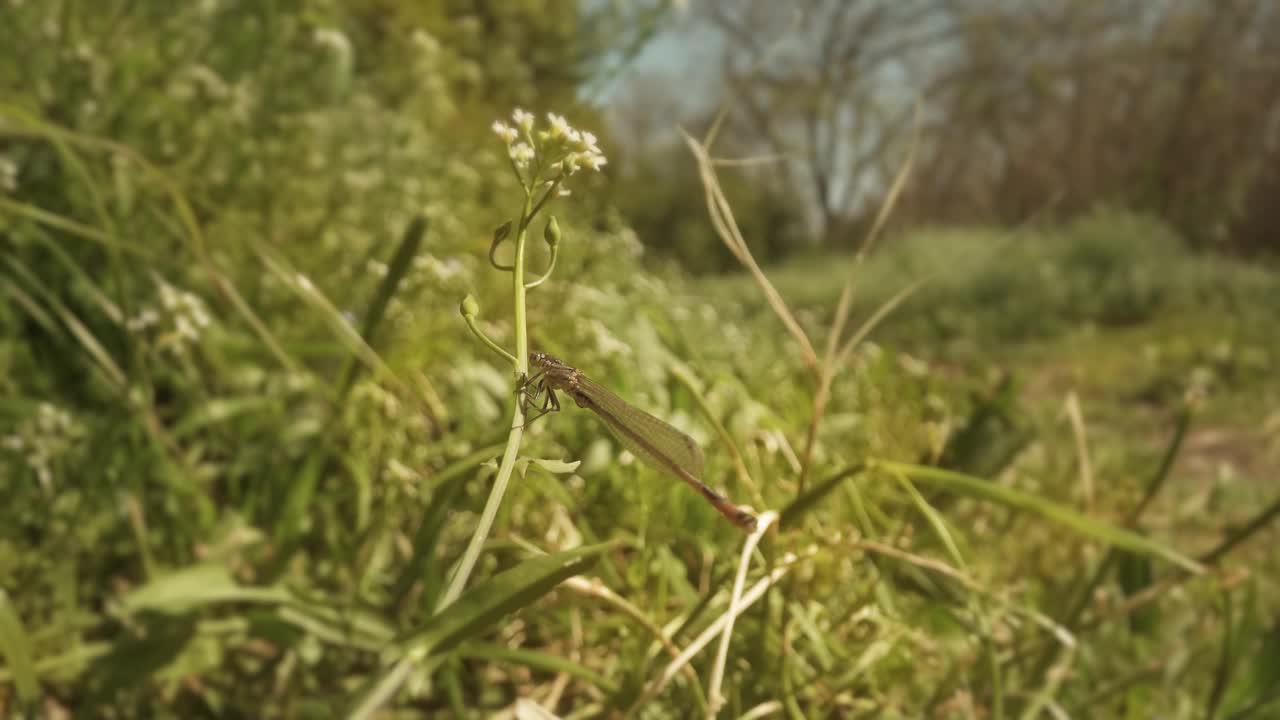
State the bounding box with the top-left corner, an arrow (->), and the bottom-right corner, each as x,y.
516,370 -> 561,427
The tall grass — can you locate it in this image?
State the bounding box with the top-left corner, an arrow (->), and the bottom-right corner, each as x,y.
2,6 -> 1280,718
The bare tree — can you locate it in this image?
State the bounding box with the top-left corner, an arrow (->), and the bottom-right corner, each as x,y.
704,0 -> 956,246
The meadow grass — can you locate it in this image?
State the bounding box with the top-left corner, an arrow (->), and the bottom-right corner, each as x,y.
3,101 -> 1279,720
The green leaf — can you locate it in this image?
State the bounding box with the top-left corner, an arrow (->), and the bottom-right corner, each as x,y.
1115,550 -> 1158,635
399,541 -> 616,659
879,460 -> 1203,573
0,589 -> 40,705
336,215 -> 428,400
780,464 -> 865,529
393,472 -> 469,609
171,396 -> 278,438
83,612 -> 197,695
518,457 -> 582,476
457,642 -> 618,693
122,564 -> 289,614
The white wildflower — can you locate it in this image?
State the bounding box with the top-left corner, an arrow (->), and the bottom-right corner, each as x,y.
491,120 -> 518,145
5,403 -> 83,490
509,142 -> 535,168
126,308 -> 160,331
512,108 -> 535,132
546,112 -> 572,140
175,315 -> 197,340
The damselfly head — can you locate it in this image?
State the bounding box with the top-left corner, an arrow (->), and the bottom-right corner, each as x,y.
529,351 -> 566,370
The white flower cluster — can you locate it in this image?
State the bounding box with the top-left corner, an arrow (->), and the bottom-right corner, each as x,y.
2,403 -> 84,490
125,280 -> 213,354
490,108 -> 607,178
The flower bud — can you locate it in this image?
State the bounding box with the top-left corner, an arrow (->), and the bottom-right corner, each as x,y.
492,220 -> 512,245
460,294 -> 479,318
543,216 -> 561,249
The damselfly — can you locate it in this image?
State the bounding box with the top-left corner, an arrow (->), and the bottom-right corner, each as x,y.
522,351 -> 758,532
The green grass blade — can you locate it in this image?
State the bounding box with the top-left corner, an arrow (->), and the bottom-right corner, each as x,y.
0,589 -> 40,705
457,641 -> 618,693
399,542 -> 617,658
393,471 -> 468,609
779,464 -> 865,529
336,215 -> 427,400
122,564 -> 290,614
878,460 -> 1203,573
0,195 -> 153,257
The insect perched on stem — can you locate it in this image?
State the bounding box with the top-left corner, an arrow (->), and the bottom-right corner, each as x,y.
521,351 -> 758,532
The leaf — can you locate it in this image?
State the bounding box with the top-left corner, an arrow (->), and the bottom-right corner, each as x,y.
393,472 -> 469,608
83,612 -> 197,695
336,215 -> 428,400
122,564 -> 289,614
399,542 -> 616,659
517,457 -> 582,476
0,589 -> 40,705
880,460 -> 1203,573
1115,550 -> 1158,635
171,396 -> 277,438
780,464 -> 865,529
458,642 -> 618,693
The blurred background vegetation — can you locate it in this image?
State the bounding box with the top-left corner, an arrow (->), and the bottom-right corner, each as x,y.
1,0 -> 1277,718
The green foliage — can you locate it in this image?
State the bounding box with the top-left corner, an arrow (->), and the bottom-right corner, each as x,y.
751,209 -> 1280,351
610,144 -> 808,273
1,4 -> 1278,719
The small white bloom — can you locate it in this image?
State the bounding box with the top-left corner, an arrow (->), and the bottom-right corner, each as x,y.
582,152 -> 607,172
491,120 -> 518,144
509,142 -> 535,168
512,108 -> 535,132
546,112 -> 572,139
175,316 -> 197,340
159,282 -> 181,309
191,305 -> 211,328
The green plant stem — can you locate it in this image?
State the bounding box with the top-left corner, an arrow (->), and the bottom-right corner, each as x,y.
463,313 -> 517,366
524,241 -> 559,289
438,193 -> 535,612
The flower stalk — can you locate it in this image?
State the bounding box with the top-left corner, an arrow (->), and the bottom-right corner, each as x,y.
440,109 -> 607,611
